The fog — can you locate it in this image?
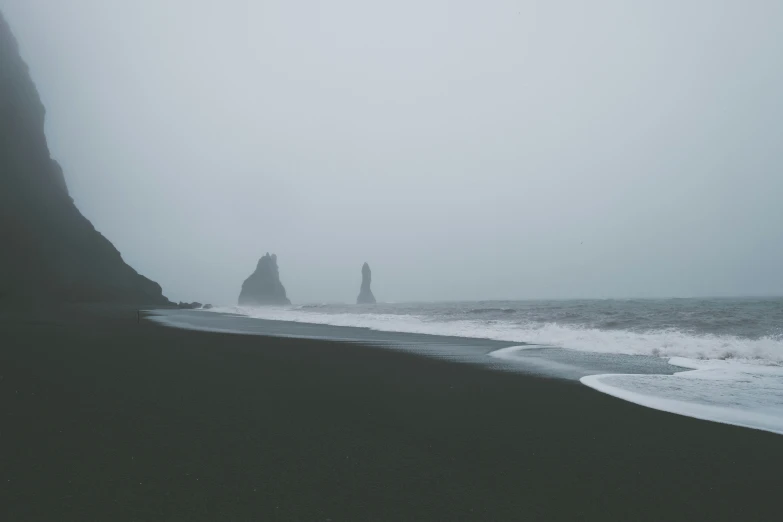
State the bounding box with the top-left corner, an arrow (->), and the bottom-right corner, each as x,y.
3,0 -> 782,304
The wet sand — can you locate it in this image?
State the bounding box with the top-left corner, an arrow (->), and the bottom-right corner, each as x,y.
1,304 -> 782,521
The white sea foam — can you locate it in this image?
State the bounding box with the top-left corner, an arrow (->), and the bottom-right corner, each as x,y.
581,359 -> 783,435
208,306 -> 783,366
487,345 -> 541,361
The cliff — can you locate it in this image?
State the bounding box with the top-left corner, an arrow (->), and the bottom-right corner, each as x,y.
0,11 -> 170,304
356,262 -> 376,304
238,253 -> 291,306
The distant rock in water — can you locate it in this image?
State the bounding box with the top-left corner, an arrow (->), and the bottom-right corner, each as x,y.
356,262 -> 376,304
177,302 -> 203,310
238,253 -> 291,306
0,11 -> 170,305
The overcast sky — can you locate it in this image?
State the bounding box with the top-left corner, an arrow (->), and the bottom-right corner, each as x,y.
2,0 -> 782,304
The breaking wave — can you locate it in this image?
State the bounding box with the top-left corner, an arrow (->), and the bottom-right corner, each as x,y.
208,305 -> 783,366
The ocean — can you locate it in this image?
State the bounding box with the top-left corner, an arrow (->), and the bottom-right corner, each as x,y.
152,297 -> 783,435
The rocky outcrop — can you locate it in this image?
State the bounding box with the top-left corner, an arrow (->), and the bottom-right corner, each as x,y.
356,262 -> 376,304
0,10 -> 171,304
238,253 -> 291,306
176,302 -> 213,310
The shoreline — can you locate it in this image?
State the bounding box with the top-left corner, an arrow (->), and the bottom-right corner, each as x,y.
2,304 -> 782,520
152,307 -> 783,437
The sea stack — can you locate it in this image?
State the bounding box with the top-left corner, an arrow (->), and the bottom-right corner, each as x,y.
0,11 -> 170,304
238,253 -> 291,306
356,262 -> 376,304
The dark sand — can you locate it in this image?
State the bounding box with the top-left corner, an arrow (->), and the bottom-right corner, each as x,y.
1,305 -> 782,521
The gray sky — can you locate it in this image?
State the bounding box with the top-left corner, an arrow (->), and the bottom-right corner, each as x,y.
3,0 -> 782,304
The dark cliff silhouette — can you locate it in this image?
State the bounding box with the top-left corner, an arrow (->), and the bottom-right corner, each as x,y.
356,262 -> 376,304
0,11 -> 170,304
238,253 -> 291,306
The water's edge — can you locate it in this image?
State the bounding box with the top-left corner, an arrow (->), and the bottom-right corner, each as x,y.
149,309 -> 783,436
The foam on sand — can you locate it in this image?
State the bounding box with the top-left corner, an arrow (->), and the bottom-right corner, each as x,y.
581,358 -> 783,435
486,345 -> 541,361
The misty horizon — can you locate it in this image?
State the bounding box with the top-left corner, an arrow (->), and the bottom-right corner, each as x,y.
3,0 -> 782,305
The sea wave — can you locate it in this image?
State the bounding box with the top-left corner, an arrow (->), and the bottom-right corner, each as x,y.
467,308 -> 517,314
208,306 -> 783,366
581,358 -> 783,435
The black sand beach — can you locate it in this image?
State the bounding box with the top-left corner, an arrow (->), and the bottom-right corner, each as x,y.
1,305 -> 782,521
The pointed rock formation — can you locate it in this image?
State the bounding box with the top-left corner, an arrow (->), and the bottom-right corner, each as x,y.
238,253 -> 291,306
356,262 -> 376,304
0,11 -> 170,304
